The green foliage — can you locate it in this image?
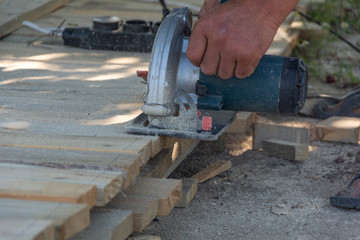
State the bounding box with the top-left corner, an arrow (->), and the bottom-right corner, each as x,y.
308,0 -> 360,32
293,0 -> 360,86
335,61 -> 360,84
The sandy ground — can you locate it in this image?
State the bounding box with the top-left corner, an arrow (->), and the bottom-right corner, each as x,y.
136,136 -> 360,240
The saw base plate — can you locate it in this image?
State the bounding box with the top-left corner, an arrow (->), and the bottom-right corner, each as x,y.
125,110 -> 238,141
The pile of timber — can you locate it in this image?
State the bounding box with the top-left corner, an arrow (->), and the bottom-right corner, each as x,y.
1,0 -> 350,239
0,132 -> 200,240
1,113 -> 358,240
252,115 -> 360,161
0,0 -> 204,238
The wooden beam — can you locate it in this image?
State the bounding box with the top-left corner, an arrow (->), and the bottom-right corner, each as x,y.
0,179 -> 96,208
253,116 -> 310,149
0,163 -> 122,206
225,112 -> 255,134
0,133 -> 152,156
141,148 -> 173,178
0,145 -> 142,190
150,136 -> 167,158
316,116 -> 360,144
0,219 -> 54,240
106,195 -> 159,232
0,199 -> 89,240
191,160 -> 232,183
263,139 -> 309,161
176,178 -> 198,208
141,139 -> 200,179
124,178 -> 182,216
106,178 -> 182,231
0,0 -> 72,38
164,139 -> 200,178
72,208 -> 134,240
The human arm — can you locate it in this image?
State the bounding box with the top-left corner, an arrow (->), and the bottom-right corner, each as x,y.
186,0 -> 298,79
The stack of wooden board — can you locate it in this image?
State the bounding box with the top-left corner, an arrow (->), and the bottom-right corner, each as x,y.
253,114 -> 360,161
0,0 -> 318,239
0,0 -> 201,239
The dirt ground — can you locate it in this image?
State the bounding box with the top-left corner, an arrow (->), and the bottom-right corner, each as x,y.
136,134 -> 360,240
132,33 -> 360,240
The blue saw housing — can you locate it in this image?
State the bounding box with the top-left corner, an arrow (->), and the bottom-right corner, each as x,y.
197,55 -> 307,114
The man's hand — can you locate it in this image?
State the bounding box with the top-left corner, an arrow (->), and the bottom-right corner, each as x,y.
187,0 -> 298,79
198,0 -> 221,18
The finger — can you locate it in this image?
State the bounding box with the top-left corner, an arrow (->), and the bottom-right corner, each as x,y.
199,44 -> 221,76
186,25 -> 207,67
234,60 -> 257,79
217,54 -> 236,79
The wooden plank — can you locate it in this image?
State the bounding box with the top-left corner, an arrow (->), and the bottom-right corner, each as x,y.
106,195 -> 159,232
141,148 -> 173,178
0,145 -> 140,188
0,133 -> 151,156
0,179 -> 97,208
0,0 -> 72,38
141,139 -> 200,179
176,178 -> 198,208
124,178 -> 182,216
253,116 -> 310,149
225,112 -> 255,134
71,208 -> 133,240
0,163 -> 122,206
0,219 -> 54,240
0,42 -> 148,129
0,41 -> 149,66
316,116 -> 360,144
0,199 -> 89,240
263,139 -> 309,161
0,132 -> 153,190
0,120 -> 127,137
164,139 -> 200,178
255,114 -> 320,140
191,160 -> 232,183
150,136 -> 167,158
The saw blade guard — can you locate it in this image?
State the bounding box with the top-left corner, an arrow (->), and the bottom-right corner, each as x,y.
142,8 -> 198,117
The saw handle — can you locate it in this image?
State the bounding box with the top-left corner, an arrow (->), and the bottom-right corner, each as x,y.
197,55 -> 308,113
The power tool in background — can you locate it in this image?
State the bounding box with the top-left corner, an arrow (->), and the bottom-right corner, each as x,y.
62,17 -> 159,52
125,7 -> 308,140
23,16 -> 160,52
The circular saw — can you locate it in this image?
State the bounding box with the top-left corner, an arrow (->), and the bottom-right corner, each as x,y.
126,7 -> 308,140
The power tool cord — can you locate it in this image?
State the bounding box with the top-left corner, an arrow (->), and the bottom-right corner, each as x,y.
293,9 -> 360,53
307,88 -> 360,100
159,0 -> 170,19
